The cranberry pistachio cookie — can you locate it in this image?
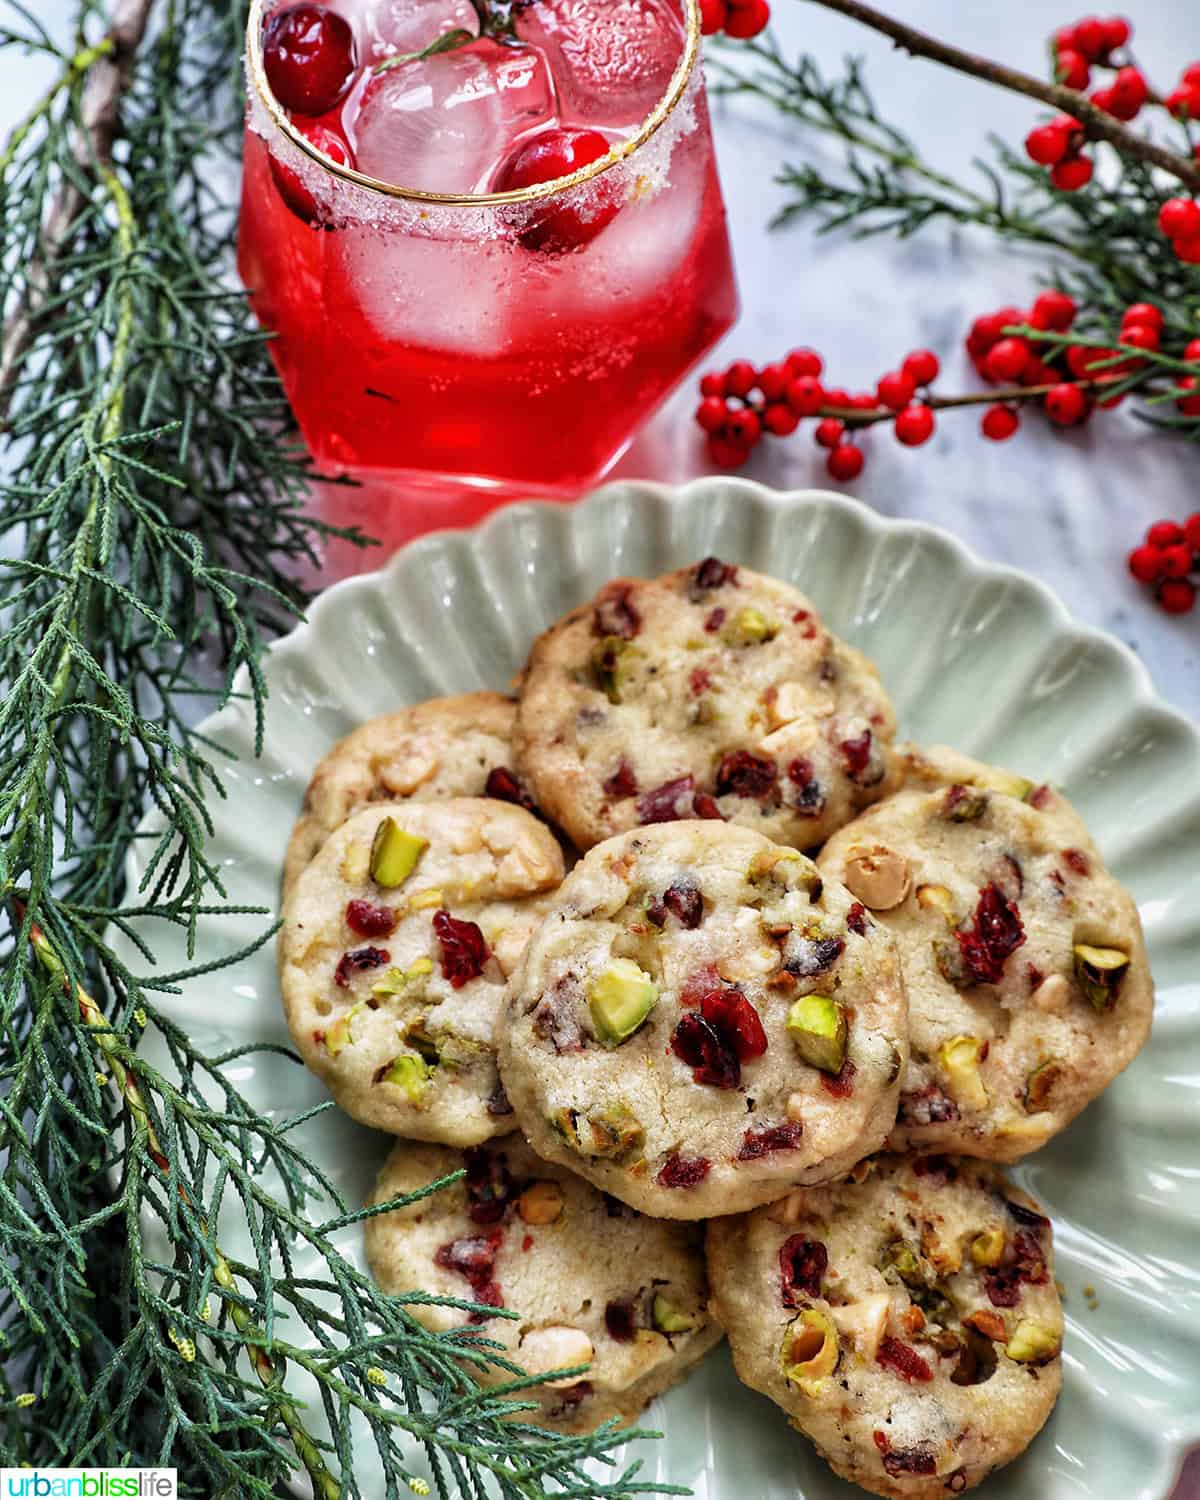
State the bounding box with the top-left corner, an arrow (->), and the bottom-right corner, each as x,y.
498,821 -> 908,1218
364,1137 -> 722,1433
818,745 -> 1153,1160
283,692 -> 537,897
513,559 -> 901,853
706,1155 -> 1063,1498
279,798 -> 564,1144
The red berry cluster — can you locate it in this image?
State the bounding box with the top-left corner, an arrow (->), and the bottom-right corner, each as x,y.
1024,15 -> 1142,190
967,293 -> 1169,438
695,348 -> 940,479
1158,197 -> 1200,266
1164,62 -> 1200,122
700,0 -> 770,40
1127,516 -> 1200,615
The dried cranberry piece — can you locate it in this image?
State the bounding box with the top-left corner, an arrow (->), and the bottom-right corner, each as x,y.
982,1267 -> 1023,1307
345,900 -> 397,938
333,946 -> 390,987
956,882 -> 1025,985
433,910 -> 491,988
690,557 -> 738,598
778,1235 -> 827,1304
876,1337 -> 933,1382
604,1298 -> 637,1343
689,666 -> 712,696
637,774 -> 696,824
435,1227 -> 503,1294
680,965 -> 721,1008
912,1155 -> 958,1184
738,1121 -> 804,1162
1062,847 -> 1091,876
671,1012 -> 741,1089
693,792 -> 725,820
463,1147 -> 517,1225
883,1449 -> 938,1479
662,881 -> 704,929
820,1058 -> 857,1099
466,1279 -> 504,1323
645,899 -> 667,928
487,1080 -> 514,1116
1014,1229 -> 1049,1282
839,730 -> 873,777
786,757 -> 827,816
714,750 -> 778,801
656,1153 -> 711,1189
898,1083 -> 959,1126
485,766 -> 536,813
603,758 -> 639,799
556,1380 -> 593,1407
846,902 -> 870,936
700,988 -> 768,1061
946,1470 -> 969,1493
593,585 -> 641,640
703,607 -> 726,633
784,934 -> 845,977
1029,784 -> 1054,809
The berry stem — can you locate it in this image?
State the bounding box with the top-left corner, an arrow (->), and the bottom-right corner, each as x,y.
799,0 -> 1200,193
814,378 -> 1124,429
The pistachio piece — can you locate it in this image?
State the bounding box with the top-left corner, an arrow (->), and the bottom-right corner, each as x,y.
588,958 -> 658,1047
917,884 -> 956,923
409,887 -> 444,911
976,768 -> 1035,800
1031,974 -> 1069,1013
371,957 -> 434,997
937,1034 -> 989,1111
879,1241 -> 924,1287
786,995 -> 848,1074
341,840 -> 370,885
724,606 -> 778,646
370,818 -> 428,889
828,1294 -> 890,1362
970,1228 -> 1006,1267
1005,1319 -> 1062,1365
591,636 -> 632,704
1024,1058 -> 1066,1113
517,1180 -> 565,1226
1073,943 -> 1130,1011
748,846 -> 822,899
942,785 -> 989,822
963,1309 -> 1008,1342
552,1102 -> 644,1160
382,1051 -> 432,1102
780,1308 -> 839,1394
325,1003 -> 365,1056
933,937 -> 970,988
518,1326 -> 594,1386
652,1294 -> 700,1334
842,844 -> 912,911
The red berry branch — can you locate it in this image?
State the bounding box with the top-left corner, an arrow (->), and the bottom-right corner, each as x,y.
1128,516 -> 1200,615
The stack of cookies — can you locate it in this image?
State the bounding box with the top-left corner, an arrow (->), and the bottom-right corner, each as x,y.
278,560 -> 1153,1497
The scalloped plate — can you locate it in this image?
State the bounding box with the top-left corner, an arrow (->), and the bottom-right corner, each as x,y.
117,481 -> 1200,1500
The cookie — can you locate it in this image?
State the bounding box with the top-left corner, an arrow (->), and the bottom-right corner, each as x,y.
498,821 -> 908,1218
283,693 -> 532,897
706,1154 -> 1063,1498
364,1137 -> 722,1433
279,798 -> 564,1145
818,745 -> 1153,1160
513,559 -> 901,853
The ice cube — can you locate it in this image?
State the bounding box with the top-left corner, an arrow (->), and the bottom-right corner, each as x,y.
514,0 -> 684,133
352,38 -> 558,194
328,0 -> 479,63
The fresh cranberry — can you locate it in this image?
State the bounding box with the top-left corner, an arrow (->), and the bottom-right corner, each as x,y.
902,349 -> 940,386
333,946 -> 390,987
723,0 -> 770,39
690,556 -> 738,597
662,881 -> 704,929
956,882 -> 1025,985
263,4 -> 357,116
737,1120 -> 803,1162
876,1337 -> 933,1382
495,128 -> 619,253
655,1153 -> 711,1189
1051,154 -> 1094,191
603,759 -> 638,799
778,1235 -> 827,1304
820,1058 -> 857,1098
846,902 -> 869,936
877,370 -> 916,410
1031,289 -> 1078,331
604,1298 -> 637,1342
637,774 -> 697,824
701,987 -> 768,1060
485,766 -> 536,813
463,1147 -> 517,1225
827,443 -> 865,482
1045,382 -> 1088,426
714,750 -> 778,800
670,1012 -> 741,1089
981,403 -> 1020,441
433,910 -> 491,988
270,120 -> 354,225
345,899 -> 396,938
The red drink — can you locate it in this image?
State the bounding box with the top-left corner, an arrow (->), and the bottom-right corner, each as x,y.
239,0 -> 738,497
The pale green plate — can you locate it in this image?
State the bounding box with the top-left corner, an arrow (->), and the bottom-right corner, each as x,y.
118,481 -> 1200,1499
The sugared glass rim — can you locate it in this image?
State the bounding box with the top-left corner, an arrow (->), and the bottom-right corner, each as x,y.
246,0 -> 702,206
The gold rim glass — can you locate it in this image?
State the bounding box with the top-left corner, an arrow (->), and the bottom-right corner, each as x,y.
246,0 -> 702,207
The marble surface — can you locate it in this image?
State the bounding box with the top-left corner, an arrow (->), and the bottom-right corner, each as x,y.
3,3 -> 1198,1496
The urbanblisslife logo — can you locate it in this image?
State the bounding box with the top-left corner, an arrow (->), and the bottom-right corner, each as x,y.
0,1473 -> 177,1497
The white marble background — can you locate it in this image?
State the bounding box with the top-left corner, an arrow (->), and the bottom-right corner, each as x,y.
2,1 -> 1198,1496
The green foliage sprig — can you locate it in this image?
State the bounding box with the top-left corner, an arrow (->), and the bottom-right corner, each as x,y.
0,2 -> 681,1495
713,9 -> 1200,437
